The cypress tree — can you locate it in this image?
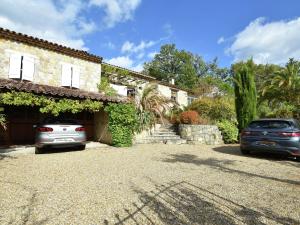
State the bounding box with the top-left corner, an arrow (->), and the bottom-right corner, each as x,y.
233,59 -> 257,132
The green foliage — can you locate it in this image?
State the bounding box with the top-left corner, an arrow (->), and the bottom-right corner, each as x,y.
102,63 -> 130,77
217,120 -> 239,144
187,96 -> 236,122
0,91 -> 103,116
261,58 -> 300,106
97,76 -> 117,96
0,107 -> 6,129
105,103 -> 138,147
144,44 -> 231,91
194,76 -> 234,96
258,101 -> 297,119
233,59 -> 257,131
137,83 -> 171,124
135,110 -> 155,133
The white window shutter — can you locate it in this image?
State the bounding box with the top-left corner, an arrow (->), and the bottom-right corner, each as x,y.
61,64 -> 71,86
9,54 -> 21,79
22,56 -> 35,81
72,66 -> 80,89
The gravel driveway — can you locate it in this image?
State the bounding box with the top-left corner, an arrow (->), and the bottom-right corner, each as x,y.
0,144 -> 299,225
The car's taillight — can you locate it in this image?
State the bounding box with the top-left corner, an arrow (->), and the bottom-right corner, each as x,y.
75,127 -> 85,132
37,127 -> 53,132
279,132 -> 300,137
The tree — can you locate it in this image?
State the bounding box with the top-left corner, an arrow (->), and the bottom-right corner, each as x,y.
144,44 -> 199,90
233,59 -> 257,131
136,83 -> 172,123
144,44 -> 231,91
261,58 -> 300,104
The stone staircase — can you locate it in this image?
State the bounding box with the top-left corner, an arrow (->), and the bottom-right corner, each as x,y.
135,124 -> 187,144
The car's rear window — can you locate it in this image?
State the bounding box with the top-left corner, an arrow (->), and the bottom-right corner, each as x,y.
249,120 -> 292,129
43,118 -> 78,124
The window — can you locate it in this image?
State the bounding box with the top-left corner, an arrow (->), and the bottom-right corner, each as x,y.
61,64 -> 80,89
188,96 -> 197,105
171,90 -> 178,102
127,88 -> 136,98
9,53 -> 35,81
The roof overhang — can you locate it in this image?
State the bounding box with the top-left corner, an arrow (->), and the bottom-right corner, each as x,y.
0,79 -> 127,103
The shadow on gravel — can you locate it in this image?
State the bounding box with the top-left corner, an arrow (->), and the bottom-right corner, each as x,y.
39,146 -> 84,154
213,145 -> 300,167
103,180 -> 298,225
0,153 -> 16,161
161,154 -> 300,186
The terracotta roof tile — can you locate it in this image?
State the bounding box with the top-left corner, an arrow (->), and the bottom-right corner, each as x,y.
0,79 -> 126,103
0,28 -> 102,64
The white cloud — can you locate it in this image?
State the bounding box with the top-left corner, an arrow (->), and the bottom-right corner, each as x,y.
217,36 -> 225,44
121,40 -> 155,54
106,56 -> 133,68
89,0 -> 141,28
227,17 -> 300,64
148,51 -> 158,59
163,23 -> 174,37
106,56 -> 144,72
0,0 -> 95,50
0,0 -> 143,50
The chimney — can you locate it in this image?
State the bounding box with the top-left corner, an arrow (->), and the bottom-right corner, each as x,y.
170,78 -> 175,85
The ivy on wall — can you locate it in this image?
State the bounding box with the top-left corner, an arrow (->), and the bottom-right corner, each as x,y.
104,103 -> 138,147
102,63 -> 130,77
0,91 -> 103,116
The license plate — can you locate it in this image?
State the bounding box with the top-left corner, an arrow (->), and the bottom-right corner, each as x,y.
54,138 -> 73,143
258,141 -> 276,146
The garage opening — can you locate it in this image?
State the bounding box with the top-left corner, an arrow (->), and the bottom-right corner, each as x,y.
0,106 -> 95,146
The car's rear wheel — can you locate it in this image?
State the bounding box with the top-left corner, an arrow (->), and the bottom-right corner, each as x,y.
35,147 -> 43,154
240,147 -> 250,155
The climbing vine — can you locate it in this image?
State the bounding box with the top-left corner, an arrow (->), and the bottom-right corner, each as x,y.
105,103 -> 138,147
0,91 -> 103,116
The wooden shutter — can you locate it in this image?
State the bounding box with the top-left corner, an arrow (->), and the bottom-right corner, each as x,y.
61,64 -> 71,86
9,54 -> 22,79
72,66 -> 80,89
22,56 -> 35,81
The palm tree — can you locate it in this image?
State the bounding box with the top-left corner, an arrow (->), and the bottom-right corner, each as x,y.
136,83 -> 172,125
262,58 -> 300,104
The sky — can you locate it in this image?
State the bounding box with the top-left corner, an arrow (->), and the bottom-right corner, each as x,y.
0,0 -> 300,71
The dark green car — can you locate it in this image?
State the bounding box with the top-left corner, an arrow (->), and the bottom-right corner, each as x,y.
240,119 -> 300,158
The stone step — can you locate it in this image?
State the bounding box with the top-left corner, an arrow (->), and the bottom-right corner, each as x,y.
152,132 -> 177,136
136,139 -> 187,144
144,136 -> 182,140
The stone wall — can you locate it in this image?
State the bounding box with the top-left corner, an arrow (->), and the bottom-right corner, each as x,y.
94,109 -> 112,145
179,124 -> 223,145
0,39 -> 101,92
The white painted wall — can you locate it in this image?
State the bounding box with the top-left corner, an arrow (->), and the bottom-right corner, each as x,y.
177,90 -> 188,107
110,84 -> 127,96
157,84 -> 172,99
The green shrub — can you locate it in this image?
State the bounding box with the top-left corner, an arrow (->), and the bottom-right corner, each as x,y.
217,120 -> 239,144
180,111 -> 199,124
105,103 -> 137,147
187,96 -> 235,122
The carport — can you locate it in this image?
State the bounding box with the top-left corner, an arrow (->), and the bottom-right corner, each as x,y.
0,78 -> 126,146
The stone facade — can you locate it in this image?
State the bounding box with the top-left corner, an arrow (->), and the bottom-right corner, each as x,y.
179,124 -> 224,145
0,39 -> 101,92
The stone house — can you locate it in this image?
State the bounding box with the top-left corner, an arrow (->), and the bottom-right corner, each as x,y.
0,28 -> 125,146
102,62 -> 191,108
0,27 -> 196,146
